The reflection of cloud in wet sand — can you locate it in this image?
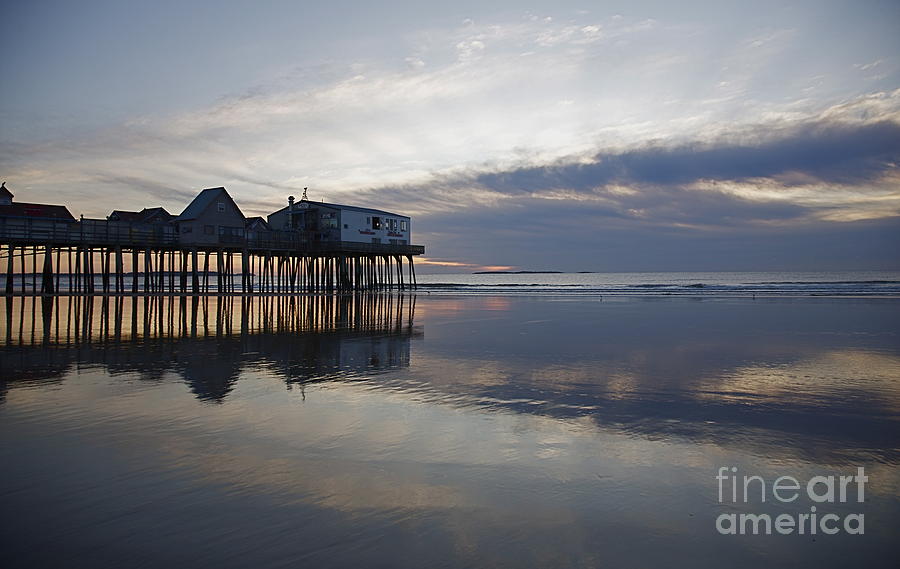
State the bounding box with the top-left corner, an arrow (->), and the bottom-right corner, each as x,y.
4,355 -> 900,568
404,346 -> 900,465
707,350 -> 900,408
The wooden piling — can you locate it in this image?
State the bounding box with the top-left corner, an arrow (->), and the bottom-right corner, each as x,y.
1,240 -> 419,295
5,244 -> 13,295
132,249 -> 139,294
192,249 -> 200,293
41,245 -> 54,294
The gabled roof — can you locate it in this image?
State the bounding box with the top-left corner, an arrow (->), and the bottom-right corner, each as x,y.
271,200 -> 409,219
0,183 -> 13,200
0,202 -> 76,221
245,216 -> 272,230
109,210 -> 142,222
138,207 -> 173,222
109,207 -> 173,223
176,187 -> 245,221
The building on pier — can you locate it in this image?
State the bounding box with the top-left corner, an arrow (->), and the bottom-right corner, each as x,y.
174,187 -> 247,246
245,216 -> 273,241
0,184 -> 417,252
268,195 -> 411,246
108,207 -> 174,224
0,184 -> 77,233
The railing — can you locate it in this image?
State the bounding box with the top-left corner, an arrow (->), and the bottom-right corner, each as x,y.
0,218 -> 424,255
0,218 -> 177,246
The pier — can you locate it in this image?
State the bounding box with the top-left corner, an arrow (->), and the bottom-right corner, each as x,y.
1,210 -> 423,295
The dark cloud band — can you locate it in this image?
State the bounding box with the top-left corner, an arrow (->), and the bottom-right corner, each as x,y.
475,120 -> 900,193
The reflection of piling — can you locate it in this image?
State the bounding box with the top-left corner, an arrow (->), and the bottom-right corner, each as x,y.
2,293 -> 419,406
2,245 -> 419,295
1,293 -> 418,345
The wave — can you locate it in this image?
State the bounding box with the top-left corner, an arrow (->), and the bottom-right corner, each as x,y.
418,283 -> 583,288
752,280 -> 900,285
414,282 -> 900,297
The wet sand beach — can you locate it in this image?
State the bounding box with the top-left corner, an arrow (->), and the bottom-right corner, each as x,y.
2,293 -> 898,568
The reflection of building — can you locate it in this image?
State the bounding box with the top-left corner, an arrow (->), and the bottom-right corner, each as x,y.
244,330 -> 411,387
0,295 -> 419,403
177,341 -> 243,402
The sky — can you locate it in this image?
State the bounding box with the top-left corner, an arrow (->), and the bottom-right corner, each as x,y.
1,0 -> 899,272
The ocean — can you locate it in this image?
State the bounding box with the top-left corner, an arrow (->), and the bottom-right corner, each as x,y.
415,270 -> 900,296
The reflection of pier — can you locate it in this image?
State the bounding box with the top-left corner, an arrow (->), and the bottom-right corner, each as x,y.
1,294 -> 419,402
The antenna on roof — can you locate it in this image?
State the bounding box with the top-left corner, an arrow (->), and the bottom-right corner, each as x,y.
301,187 -> 308,201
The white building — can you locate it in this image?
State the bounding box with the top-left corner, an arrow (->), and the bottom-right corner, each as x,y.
268,197 -> 411,245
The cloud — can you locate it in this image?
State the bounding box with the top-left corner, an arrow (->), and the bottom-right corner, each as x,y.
0,13 -> 716,205
2,11 -> 898,270
94,175 -> 199,205
473,119 -> 900,194
417,257 -> 514,272
414,204 -> 900,272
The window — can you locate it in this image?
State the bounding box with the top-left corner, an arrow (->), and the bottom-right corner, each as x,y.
204,225 -> 215,235
217,202 -> 225,212
181,225 -> 192,234
366,216 -> 370,224
400,220 -> 408,231
372,216 -> 382,229
343,224 -> 348,229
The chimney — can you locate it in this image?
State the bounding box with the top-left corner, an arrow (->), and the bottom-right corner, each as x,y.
288,195 -> 295,210
0,181 -> 11,206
